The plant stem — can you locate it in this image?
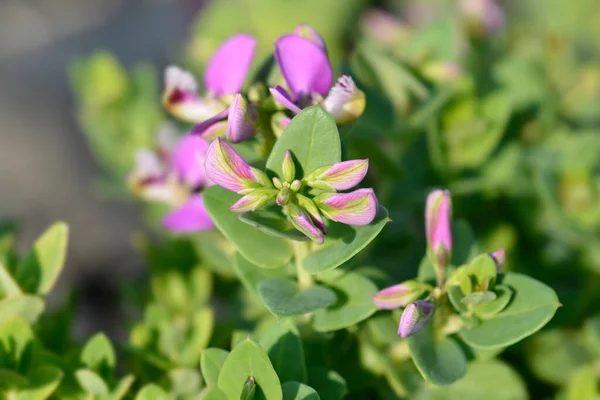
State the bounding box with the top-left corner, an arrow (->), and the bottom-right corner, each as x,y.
293,241 -> 313,289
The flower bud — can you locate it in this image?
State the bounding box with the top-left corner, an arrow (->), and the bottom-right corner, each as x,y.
282,150 -> 296,182
241,376 -> 256,400
322,74 -> 366,124
372,281 -> 430,310
290,179 -> 302,192
297,194 -> 327,234
398,300 -> 435,338
490,249 -> 506,271
230,188 -> 277,213
270,86 -> 301,114
226,94 -> 257,143
276,187 -> 292,206
305,159 -> 369,191
314,188 -> 378,226
272,177 -> 283,189
205,138 -> 267,193
425,190 -> 452,268
287,204 -> 325,245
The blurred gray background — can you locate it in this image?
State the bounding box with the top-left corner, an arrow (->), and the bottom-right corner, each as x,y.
0,0 -> 197,334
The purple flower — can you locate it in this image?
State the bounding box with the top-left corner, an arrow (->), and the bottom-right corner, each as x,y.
398,300 -> 435,338
163,194 -> 214,233
460,0 -> 505,35
314,188 -> 378,226
305,159 -> 369,191
162,34 -> 257,141
128,125 -> 215,233
204,138 -> 270,193
270,25 -> 366,124
425,190 -> 452,266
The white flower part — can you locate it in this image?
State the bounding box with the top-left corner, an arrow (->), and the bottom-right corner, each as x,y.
322,74 -> 357,112
134,148 -> 165,179
156,122 -> 181,154
322,74 -> 366,124
165,65 -> 197,92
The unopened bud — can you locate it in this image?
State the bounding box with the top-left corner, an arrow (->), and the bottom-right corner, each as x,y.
282,150 -> 296,182
241,376 -> 256,400
398,300 -> 435,338
490,249 -> 506,271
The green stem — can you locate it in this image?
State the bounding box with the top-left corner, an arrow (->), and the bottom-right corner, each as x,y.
293,241 -> 313,289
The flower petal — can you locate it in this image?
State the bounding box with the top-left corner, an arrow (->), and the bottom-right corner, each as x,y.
269,86 -> 302,114
297,194 -> 327,235
322,74 -> 366,124
373,282 -> 431,310
170,135 -> 210,188
306,159 -> 369,191
294,24 -> 327,51
204,137 -> 263,193
226,94 -> 257,143
398,300 -> 435,338
163,66 -> 225,123
274,34 -> 333,98
315,188 -> 378,226
204,34 -> 257,96
163,194 -> 215,233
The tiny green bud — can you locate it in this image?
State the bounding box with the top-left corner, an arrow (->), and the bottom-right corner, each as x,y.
241,376 -> 256,400
290,179 -> 302,192
277,187 -> 292,206
272,177 -> 283,189
282,150 -> 296,182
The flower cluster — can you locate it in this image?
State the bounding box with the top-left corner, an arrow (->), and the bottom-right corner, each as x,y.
162,24 -> 366,145
127,124 -> 214,233
372,190 -> 506,338
204,138 -> 378,244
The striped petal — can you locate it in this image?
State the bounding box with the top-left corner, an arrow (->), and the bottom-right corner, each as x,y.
372,281 -> 428,310
226,94 -> 257,143
204,138 -> 265,193
287,204 -> 325,245
306,159 -> 369,191
315,188 -> 378,226
230,189 -> 277,213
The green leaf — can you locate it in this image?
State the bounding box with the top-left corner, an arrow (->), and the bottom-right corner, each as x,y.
0,295 -> 44,325
201,386 -> 229,400
258,278 -> 337,317
566,365 -> 597,400
239,209 -> 309,241
475,285 -> 513,318
179,307 -> 214,367
0,318 -> 34,372
413,359 -> 527,400
233,253 -> 291,300
75,369 -> 110,395
192,230 -> 236,278
259,320 -> 307,383
460,273 -> 560,349
112,375 -> 135,400
80,333 -> 115,378
407,322 -> 467,385
18,366 -> 63,400
312,272 -> 378,332
266,106 -> 341,178
448,254 -> 497,295
303,207 -> 390,274
201,348 -> 229,387
217,339 -> 282,400
448,285 -> 468,314
282,382 -> 320,400
0,262 -> 21,297
461,291 -> 496,306
307,368 -> 347,400
203,186 -> 292,269
135,384 -> 168,400
167,368 -> 202,396
15,222 -> 68,295
0,369 -> 29,390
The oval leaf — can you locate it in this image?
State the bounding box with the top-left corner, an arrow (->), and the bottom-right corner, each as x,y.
203,186 -> 292,269
258,278 -> 337,317
19,366 -> 63,400
80,333 -> 115,378
16,222 -> 68,295
407,323 -> 467,385
460,273 -> 560,349
201,348 -> 229,387
233,253 -> 291,299
217,339 -> 282,400
312,272 -> 378,332
135,384 -> 168,400
0,295 -> 44,325
266,106 -> 341,178
239,209 -> 309,241
282,382 -> 320,400
259,320 -> 307,383
303,207 -> 389,274
307,367 -> 347,400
